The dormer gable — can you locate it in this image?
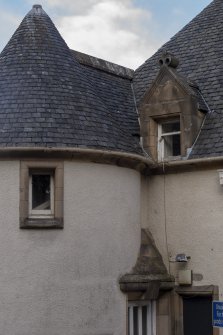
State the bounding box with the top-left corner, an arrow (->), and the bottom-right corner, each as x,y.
139,52 -> 208,161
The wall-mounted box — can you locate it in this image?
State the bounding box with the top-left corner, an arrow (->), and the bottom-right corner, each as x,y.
178,270 -> 192,286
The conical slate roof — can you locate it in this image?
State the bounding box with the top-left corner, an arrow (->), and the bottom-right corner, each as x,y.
134,0 -> 223,158
0,5 -> 141,153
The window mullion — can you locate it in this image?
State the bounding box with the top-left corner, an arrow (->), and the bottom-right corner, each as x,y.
152,301 -> 156,335
129,306 -> 134,335
138,306 -> 142,335
147,302 -> 152,335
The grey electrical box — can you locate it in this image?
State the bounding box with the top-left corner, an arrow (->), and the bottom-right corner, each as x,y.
178,270 -> 192,286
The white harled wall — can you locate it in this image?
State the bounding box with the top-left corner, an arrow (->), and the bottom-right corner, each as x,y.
0,160 -> 141,335
144,168 -> 223,334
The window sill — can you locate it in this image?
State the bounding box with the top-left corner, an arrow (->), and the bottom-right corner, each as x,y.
20,218 -> 63,229
158,155 -> 182,162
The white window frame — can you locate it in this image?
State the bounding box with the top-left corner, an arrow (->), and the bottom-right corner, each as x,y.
29,171 -> 54,218
158,118 -> 181,161
128,301 -> 156,335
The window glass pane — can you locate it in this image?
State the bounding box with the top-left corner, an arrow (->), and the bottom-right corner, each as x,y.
128,303 -> 155,335
32,174 -> 51,210
172,134 -> 181,156
133,306 -> 139,335
163,134 -> 180,157
162,121 -> 180,133
142,306 -> 147,335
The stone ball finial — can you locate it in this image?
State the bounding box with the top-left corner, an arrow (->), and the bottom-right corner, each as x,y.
33,4 -> 42,10
158,52 -> 179,68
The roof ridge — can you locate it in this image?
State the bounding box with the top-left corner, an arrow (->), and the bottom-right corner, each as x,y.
71,50 -> 134,79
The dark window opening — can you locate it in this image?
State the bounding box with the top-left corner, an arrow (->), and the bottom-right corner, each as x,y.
32,174 -> 51,210
183,296 -> 212,335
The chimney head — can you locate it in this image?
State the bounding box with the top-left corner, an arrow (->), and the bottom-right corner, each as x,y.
158,51 -> 179,68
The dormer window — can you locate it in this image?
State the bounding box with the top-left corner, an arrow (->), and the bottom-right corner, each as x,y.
158,118 -> 181,161
139,52 -> 208,162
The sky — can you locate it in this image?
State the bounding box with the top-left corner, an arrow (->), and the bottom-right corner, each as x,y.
0,0 -> 211,69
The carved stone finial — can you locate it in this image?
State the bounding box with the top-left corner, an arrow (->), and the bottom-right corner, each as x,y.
119,229 -> 174,297
33,4 -> 42,10
158,51 -> 179,68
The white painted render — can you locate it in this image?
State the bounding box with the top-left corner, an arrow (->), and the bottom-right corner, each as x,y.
0,161 -> 141,335
144,169 -> 223,311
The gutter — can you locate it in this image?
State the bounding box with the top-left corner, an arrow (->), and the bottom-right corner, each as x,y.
0,147 -> 222,174
0,147 -> 154,173
152,156 -> 223,174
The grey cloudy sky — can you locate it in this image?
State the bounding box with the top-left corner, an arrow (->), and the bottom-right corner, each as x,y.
0,0 -> 211,69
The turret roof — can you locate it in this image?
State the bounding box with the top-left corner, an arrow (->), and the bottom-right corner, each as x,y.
0,5 -> 141,154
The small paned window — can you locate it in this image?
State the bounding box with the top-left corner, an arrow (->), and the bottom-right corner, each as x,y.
158,119 -> 181,161
29,172 -> 54,218
128,301 -> 156,335
20,161 -> 64,229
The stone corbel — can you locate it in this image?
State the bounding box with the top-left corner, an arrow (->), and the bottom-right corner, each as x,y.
119,229 -> 174,300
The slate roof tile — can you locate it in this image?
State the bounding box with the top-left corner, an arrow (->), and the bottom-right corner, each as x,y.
3,1 -> 221,160
0,5 -> 141,155
71,51 -> 140,136
134,0 -> 223,158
